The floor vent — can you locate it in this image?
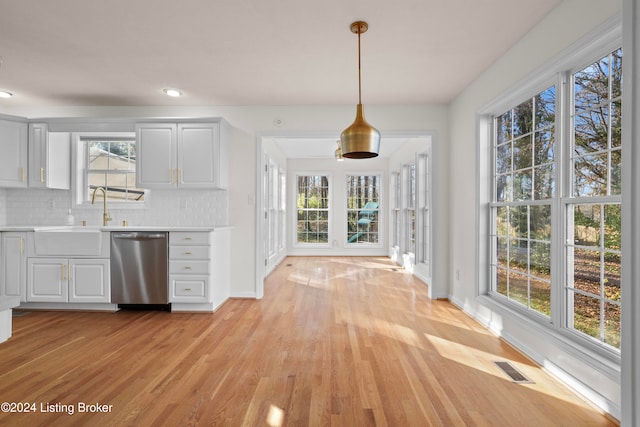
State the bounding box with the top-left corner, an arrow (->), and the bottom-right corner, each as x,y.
494,361 -> 534,384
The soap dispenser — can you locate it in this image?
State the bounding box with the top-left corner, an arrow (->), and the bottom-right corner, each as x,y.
66,209 -> 75,225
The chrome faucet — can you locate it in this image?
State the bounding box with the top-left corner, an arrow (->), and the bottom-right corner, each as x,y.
91,186 -> 112,226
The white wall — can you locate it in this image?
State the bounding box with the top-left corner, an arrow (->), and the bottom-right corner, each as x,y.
448,0 -> 623,419
0,104 -> 449,300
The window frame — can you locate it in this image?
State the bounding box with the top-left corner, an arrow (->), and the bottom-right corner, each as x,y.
344,174 -> 382,247
477,21 -> 623,361
293,173 -> 332,247
72,132 -> 147,210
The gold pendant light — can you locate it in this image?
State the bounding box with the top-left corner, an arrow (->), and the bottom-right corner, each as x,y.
340,21 -> 380,159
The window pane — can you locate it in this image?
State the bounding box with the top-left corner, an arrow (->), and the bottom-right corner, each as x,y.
496,143 -> 511,174
496,268 -> 508,296
513,169 -> 532,201
574,109 -> 609,156
509,271 -> 528,306
571,291 -> 601,340
611,149 -> 622,195
534,130 -> 554,165
530,276 -> 551,316
496,111 -> 512,144
513,99 -> 533,137
533,164 -> 554,200
604,302 -> 621,349
530,241 -> 550,276
513,135 -> 532,170
604,253 -> 621,303
574,57 -> 610,112
496,206 -> 509,235
496,174 -> 511,202
497,237 -> 508,267
535,86 -> 556,129
529,205 -> 551,240
574,204 -> 601,246
573,153 -> 607,197
603,204 -> 621,250
572,248 -> 601,295
611,48 -> 622,99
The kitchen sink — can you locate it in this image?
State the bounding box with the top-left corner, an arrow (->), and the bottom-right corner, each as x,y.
33,226 -> 103,256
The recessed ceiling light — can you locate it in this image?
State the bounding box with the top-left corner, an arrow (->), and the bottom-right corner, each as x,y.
163,88 -> 183,97
0,90 -> 13,98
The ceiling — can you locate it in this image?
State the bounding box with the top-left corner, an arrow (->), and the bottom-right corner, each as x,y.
0,0 -> 561,108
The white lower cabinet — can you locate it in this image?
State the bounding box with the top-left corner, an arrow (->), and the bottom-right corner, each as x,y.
1,232 -> 27,302
168,229 -> 230,311
169,232 -> 211,304
27,258 -> 110,303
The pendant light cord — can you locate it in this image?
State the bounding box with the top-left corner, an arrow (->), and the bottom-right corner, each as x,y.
357,27 -> 362,104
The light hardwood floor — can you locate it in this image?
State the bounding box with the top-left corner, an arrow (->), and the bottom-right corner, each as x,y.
0,257 -> 616,426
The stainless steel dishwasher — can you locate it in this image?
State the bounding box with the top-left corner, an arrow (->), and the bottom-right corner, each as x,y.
110,232 -> 169,307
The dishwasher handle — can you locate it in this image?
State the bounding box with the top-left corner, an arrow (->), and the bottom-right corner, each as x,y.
112,232 -> 167,240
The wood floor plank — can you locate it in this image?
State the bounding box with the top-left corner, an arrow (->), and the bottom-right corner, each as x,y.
0,256 -> 617,426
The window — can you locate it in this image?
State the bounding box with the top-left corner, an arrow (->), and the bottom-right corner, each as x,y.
565,49 -> 622,348
84,138 -> 144,204
346,175 -> 380,244
487,47 -> 622,350
296,175 -> 329,244
491,86 -> 555,316
404,163 -> 416,255
418,153 -> 431,268
391,172 -> 401,248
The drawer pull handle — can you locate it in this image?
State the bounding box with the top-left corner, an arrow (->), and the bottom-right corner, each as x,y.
184,288 -> 191,291
184,266 -> 192,270
184,237 -> 192,240
184,251 -> 192,255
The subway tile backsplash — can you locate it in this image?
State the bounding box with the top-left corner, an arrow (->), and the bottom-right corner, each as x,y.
1,188 -> 227,227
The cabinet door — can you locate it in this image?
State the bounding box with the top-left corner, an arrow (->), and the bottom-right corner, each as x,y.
28,123 -> 47,188
27,258 -> 68,302
177,123 -> 218,188
0,120 -> 28,188
1,233 -> 27,301
69,259 -> 110,303
136,123 -> 177,189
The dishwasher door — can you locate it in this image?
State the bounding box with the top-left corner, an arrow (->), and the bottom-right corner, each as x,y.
110,232 -> 168,305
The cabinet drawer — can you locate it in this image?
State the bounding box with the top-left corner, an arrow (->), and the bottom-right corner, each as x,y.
169,260 -> 210,275
170,276 -> 209,302
170,245 -> 210,260
169,232 -> 210,246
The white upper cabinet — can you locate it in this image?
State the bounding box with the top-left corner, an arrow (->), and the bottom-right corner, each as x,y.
28,123 -> 71,189
136,120 -> 228,190
136,123 -> 177,189
0,119 -> 28,188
